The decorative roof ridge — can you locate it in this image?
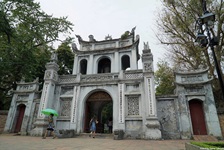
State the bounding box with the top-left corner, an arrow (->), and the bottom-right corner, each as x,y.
175,78 -> 213,85
174,68 -> 209,75
77,34 -> 134,44
75,27 -> 136,44
16,78 -> 41,85
73,38 -> 139,54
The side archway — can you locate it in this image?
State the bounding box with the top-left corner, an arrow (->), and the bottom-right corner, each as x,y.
14,104 -> 26,133
189,99 -> 207,135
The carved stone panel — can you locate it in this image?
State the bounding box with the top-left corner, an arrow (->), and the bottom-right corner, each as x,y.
44,71 -> 51,79
181,75 -> 203,83
125,73 -> 143,79
61,87 -> 74,95
147,78 -> 153,115
40,83 -> 49,117
18,85 -> 34,91
144,63 -> 153,72
185,86 -> 205,94
119,83 -> 124,123
60,98 -> 72,117
127,95 -> 139,116
17,95 -> 29,101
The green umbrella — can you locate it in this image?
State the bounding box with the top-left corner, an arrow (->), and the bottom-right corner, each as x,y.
41,108 -> 58,116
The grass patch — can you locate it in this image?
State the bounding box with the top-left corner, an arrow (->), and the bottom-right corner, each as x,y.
191,141 -> 224,149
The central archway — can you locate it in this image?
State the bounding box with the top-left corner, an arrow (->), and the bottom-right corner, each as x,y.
84,91 -> 113,133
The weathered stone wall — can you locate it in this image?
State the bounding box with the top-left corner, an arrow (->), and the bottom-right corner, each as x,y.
0,110 -> 8,133
157,97 -> 180,139
125,120 -> 143,139
218,114 -> 224,137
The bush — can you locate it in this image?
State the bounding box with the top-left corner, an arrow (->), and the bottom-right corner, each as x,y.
191,141 -> 224,149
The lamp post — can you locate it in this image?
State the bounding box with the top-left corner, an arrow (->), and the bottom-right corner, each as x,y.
195,0 -> 224,99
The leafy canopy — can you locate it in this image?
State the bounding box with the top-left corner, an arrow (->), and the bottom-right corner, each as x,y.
155,61 -> 175,95
56,40 -> 74,75
156,0 -> 224,106
0,0 -> 74,110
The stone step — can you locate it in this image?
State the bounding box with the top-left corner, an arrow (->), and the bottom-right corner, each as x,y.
193,135 -> 218,141
78,133 -> 114,139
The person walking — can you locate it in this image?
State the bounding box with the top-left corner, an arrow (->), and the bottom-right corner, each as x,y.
43,114 -> 56,139
89,116 -> 98,138
108,117 -> 113,133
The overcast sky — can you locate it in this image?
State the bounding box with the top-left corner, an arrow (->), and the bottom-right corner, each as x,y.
35,0 -> 166,70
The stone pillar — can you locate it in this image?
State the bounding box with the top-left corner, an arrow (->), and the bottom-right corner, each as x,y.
118,83 -> 125,124
142,42 -> 161,139
4,95 -> 17,133
70,86 -> 80,130
87,55 -> 93,74
114,51 -> 119,72
31,54 -> 59,136
115,82 -> 125,133
131,48 -> 137,70
72,55 -> 78,74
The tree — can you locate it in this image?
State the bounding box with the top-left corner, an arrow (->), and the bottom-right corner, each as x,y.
155,61 -> 175,95
0,0 -> 74,110
56,40 -> 74,75
156,0 -> 224,107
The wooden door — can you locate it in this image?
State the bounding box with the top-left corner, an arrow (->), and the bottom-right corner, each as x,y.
14,104 -> 26,133
84,102 -> 91,132
189,100 -> 207,135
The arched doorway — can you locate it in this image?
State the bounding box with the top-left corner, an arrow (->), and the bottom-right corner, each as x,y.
80,59 -> 87,74
14,104 -> 26,133
189,99 -> 207,135
98,58 -> 111,73
84,91 -> 113,133
121,55 -> 130,70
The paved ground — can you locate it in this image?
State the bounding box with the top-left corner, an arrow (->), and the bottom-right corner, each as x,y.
0,134 -> 189,150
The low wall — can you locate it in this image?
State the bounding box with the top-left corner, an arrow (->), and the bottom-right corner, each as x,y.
0,110 -> 8,134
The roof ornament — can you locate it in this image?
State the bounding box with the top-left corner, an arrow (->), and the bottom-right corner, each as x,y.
143,42 -> 151,53
143,42 -> 150,49
72,43 -> 78,52
105,34 -> 112,40
75,35 -> 83,42
50,52 -> 58,63
131,26 -> 136,35
88,35 -> 96,42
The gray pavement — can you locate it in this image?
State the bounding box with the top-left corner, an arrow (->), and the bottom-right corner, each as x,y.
0,134 -> 189,150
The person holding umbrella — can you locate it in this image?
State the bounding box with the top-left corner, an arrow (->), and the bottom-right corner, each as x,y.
43,114 -> 56,139
41,108 -> 58,139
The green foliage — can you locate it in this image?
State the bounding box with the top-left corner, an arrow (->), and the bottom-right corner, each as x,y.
101,102 -> 113,124
56,40 -> 74,75
0,0 -> 74,110
191,141 -> 224,149
155,61 -> 175,95
157,0 -> 224,107
121,31 -> 130,39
